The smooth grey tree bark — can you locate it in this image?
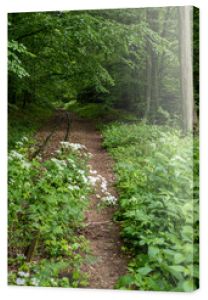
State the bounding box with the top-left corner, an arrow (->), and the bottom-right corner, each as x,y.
179,6 -> 194,133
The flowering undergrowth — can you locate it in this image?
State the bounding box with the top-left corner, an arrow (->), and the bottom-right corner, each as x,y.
8,138 -> 92,287
102,123 -> 199,292
87,166 -> 117,206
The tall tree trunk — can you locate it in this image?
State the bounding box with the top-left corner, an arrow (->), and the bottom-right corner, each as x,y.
158,8 -> 172,99
144,50 -> 152,119
145,8 -> 160,121
179,6 -> 194,133
151,51 -> 159,120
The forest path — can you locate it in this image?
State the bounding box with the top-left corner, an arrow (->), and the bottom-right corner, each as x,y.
34,109 -> 69,160
69,113 -> 128,289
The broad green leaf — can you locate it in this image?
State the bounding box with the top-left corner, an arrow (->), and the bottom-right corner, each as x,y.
148,246 -> 160,258
137,266 -> 152,276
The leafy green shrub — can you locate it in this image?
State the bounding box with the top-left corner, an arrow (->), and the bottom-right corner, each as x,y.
8,103 -> 54,149
8,256 -> 88,288
67,101 -> 140,123
63,100 -> 78,111
103,123 -> 199,292
8,138 -> 91,287
70,103 -> 108,119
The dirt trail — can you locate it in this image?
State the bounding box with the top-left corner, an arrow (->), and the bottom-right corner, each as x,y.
69,114 -> 128,289
34,110 -> 128,289
34,110 -> 68,160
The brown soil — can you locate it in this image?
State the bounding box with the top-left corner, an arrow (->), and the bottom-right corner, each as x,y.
34,110 -> 68,161
34,110 -> 128,289
69,114 -> 128,289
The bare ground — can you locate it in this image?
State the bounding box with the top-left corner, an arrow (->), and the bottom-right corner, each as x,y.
34,110 -> 68,160
69,114 -> 128,289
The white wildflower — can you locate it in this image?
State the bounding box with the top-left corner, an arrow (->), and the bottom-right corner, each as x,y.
68,184 -> 80,191
22,136 -> 28,142
50,278 -> 56,285
56,149 -> 62,155
87,175 -> 99,186
18,271 -> 30,278
51,158 -> 67,170
68,158 -> 74,163
60,141 -> 71,148
9,150 -> 24,161
97,174 -> 105,180
102,194 -> 117,205
31,277 -> 39,286
82,175 -> 88,184
16,278 -> 26,285
36,155 -> 42,161
21,161 -> 31,170
78,169 -> 85,175
90,169 -> 97,175
68,184 -> 74,190
60,141 -> 87,151
74,185 -> 80,190
67,158 -> 76,168
101,181 -> 108,192
105,191 -> 111,196
16,141 -> 23,147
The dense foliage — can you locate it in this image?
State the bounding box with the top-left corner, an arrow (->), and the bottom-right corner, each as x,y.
8,8 -> 199,128
103,123 -> 199,291
8,138 -> 92,287
8,103 -> 54,149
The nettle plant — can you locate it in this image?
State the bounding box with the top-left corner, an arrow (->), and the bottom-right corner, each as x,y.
103,123 -> 199,292
8,138 -> 91,287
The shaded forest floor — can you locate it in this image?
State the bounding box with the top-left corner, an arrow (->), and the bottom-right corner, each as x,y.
34,110 -> 128,289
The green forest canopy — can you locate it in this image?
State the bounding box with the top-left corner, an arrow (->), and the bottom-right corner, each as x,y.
8,7 -> 199,130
